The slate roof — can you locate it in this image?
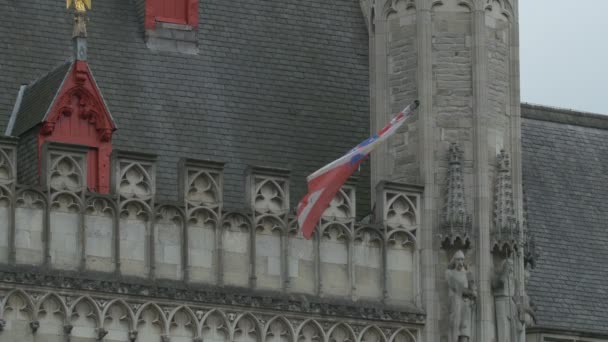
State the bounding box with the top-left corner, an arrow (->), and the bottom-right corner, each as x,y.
521,103 -> 608,336
8,61 -> 72,136
0,0 -> 370,211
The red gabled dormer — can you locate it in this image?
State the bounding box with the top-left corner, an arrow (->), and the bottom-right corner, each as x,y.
5,4 -> 116,193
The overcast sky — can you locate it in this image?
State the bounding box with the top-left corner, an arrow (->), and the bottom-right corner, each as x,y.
520,0 -> 608,114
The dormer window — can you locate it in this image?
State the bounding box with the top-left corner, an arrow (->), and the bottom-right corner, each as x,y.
144,0 -> 199,54
145,0 -> 198,29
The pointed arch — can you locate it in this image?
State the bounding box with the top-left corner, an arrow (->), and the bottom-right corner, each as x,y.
167,305 -> 200,338
388,328 -> 416,342
134,302 -> 169,334
320,222 -> 352,242
35,292 -> 69,321
264,315 -> 295,342
2,289 -> 36,319
101,298 -> 135,330
232,312 -> 263,342
16,187 -> 48,208
327,323 -> 357,342
295,319 -> 326,342
201,308 -> 230,342
68,296 -> 102,325
358,325 -> 387,342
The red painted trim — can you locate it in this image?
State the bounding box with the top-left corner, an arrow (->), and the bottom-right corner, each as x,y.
187,0 -> 199,28
155,16 -> 187,25
145,0 -> 156,29
38,61 -> 115,194
145,0 -> 199,29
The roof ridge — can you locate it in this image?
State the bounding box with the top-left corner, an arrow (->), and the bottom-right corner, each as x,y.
521,102 -> 608,130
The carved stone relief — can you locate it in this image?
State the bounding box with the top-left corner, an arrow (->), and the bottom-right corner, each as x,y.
441,143 -> 472,249
492,150 -> 520,254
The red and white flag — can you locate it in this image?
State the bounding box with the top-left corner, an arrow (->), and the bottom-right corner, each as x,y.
296,101 -> 419,239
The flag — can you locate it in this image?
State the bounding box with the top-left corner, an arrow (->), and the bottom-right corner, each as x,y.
296,100 -> 420,239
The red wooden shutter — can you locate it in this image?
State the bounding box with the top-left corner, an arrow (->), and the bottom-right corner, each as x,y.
156,0 -> 188,25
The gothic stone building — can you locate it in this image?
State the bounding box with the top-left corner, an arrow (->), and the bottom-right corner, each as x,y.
0,0 -> 606,342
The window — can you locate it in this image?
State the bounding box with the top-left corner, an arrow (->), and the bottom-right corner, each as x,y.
145,0 -> 199,29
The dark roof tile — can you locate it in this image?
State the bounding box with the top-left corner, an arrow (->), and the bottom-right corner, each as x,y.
522,105 -> 608,335
10,61 -> 72,136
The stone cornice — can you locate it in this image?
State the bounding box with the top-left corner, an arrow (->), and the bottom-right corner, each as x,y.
0,265 -> 426,325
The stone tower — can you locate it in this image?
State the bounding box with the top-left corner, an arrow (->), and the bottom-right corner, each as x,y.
360,0 -> 525,341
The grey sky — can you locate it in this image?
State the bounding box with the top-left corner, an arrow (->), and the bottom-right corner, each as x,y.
520,0 -> 608,114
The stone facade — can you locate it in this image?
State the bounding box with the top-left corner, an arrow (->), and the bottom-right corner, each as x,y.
2,0 -> 608,342
0,137 -> 425,341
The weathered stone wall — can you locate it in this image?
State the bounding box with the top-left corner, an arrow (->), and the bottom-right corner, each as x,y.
362,0 -> 522,341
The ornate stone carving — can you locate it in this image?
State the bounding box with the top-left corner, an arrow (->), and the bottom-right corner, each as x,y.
115,152 -> 156,220
492,150 -> 520,254
0,318 -> 5,331
522,190 -> 539,269
96,327 -> 108,340
441,144 -> 472,249
0,139 -> 17,206
376,181 -> 421,246
119,164 -> 153,200
323,185 -> 355,222
492,258 -> 521,342
30,320 -> 40,333
383,0 -> 415,18
250,168 -> 289,216
16,188 -> 46,209
180,159 -> 224,224
446,250 -> 476,342
0,273 -> 424,324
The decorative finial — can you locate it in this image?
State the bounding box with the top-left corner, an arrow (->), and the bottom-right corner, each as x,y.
492,150 -> 520,254
441,143 -> 472,249
69,0 -> 90,38
67,0 -> 91,60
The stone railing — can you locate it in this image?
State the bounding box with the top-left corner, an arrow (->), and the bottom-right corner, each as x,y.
0,139 -> 424,315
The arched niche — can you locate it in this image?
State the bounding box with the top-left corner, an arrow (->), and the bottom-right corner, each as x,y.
188,207 -> 220,284
221,212 -> 253,287
15,188 -> 47,265
85,196 -> 116,273
154,204 -> 186,280
353,227 -> 384,300
319,223 -> 351,298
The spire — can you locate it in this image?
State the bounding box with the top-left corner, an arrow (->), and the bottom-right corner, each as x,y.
441,143 -> 472,249
492,150 -> 520,253
67,0 -> 92,61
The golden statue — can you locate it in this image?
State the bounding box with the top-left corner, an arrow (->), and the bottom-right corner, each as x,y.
67,0 -> 91,37
67,0 -> 91,12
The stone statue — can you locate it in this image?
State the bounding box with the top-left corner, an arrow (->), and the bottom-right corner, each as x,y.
518,263 -> 536,330
446,250 -> 476,342
492,258 -> 521,342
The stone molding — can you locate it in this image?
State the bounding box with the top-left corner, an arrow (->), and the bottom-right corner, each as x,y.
0,272 -> 425,325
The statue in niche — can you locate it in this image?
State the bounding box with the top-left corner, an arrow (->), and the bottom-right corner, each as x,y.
446,250 -> 477,342
492,258 -> 522,342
